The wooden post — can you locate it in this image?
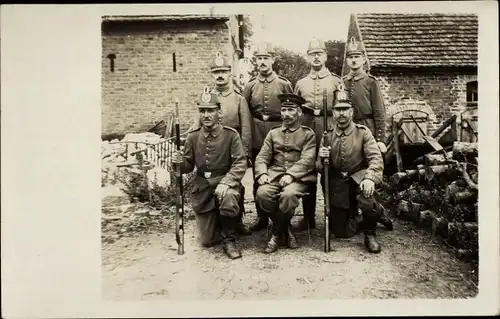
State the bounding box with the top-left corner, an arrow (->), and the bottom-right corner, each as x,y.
393,120 -> 404,172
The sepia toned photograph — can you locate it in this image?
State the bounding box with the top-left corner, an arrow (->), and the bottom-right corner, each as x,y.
100,9 -> 481,301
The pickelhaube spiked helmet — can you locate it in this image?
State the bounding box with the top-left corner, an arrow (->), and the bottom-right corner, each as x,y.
333,83 -> 352,108
253,42 -> 275,57
197,86 -> 221,109
346,37 -> 365,56
307,38 -> 326,54
209,51 -> 231,72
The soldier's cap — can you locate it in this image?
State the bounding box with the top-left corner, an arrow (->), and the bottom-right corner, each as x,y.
210,52 -> 231,72
333,83 -> 352,109
278,93 -> 306,108
253,42 -> 275,57
346,37 -> 365,56
196,86 -> 221,109
307,38 -> 326,54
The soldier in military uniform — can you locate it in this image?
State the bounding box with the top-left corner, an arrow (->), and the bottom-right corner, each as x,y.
293,38 -> 343,232
243,42 -> 293,232
343,37 -> 393,231
189,52 -> 253,236
172,87 -> 248,259
317,86 -> 385,253
254,93 -> 317,253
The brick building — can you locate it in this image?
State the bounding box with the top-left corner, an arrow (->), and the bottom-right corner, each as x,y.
101,14 -> 244,137
342,13 -> 478,137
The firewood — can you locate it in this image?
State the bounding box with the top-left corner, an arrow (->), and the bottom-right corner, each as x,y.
424,152 -> 453,166
396,200 -> 424,223
452,190 -> 478,205
447,222 -> 478,249
452,142 -> 478,162
423,165 -> 460,181
390,169 -> 426,186
418,210 -> 436,229
431,216 -> 449,237
455,248 -> 478,261
395,188 -> 432,204
444,181 -> 466,203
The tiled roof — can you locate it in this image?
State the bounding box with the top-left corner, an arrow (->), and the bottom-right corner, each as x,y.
102,14 -> 230,22
355,13 -> 478,68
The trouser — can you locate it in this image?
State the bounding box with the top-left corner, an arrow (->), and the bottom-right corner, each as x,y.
191,179 -> 241,246
256,181 -> 309,235
195,209 -> 239,247
251,148 -> 266,219
329,181 -> 382,238
237,186 -> 246,222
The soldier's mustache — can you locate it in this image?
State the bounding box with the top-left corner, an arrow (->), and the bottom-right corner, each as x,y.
216,77 -> 224,81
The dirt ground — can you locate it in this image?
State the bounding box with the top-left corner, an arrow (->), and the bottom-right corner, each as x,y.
102,169 -> 478,300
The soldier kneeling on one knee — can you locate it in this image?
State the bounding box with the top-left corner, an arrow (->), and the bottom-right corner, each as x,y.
172,87 -> 248,260
316,84 -> 386,254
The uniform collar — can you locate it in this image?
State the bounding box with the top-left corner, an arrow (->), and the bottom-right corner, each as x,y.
201,124 -> 223,138
257,71 -> 278,83
213,84 -> 232,97
334,122 -> 355,136
346,71 -> 367,81
281,121 -> 301,132
309,67 -> 330,80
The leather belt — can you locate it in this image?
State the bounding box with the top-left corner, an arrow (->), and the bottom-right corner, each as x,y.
303,107 -> 333,117
197,169 -> 228,179
354,113 -> 374,121
331,169 -> 351,180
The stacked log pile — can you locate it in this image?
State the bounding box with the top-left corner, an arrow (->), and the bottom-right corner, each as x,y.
387,142 -> 478,261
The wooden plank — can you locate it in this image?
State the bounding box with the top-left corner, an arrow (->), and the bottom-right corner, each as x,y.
393,121 -> 404,172
400,124 -> 415,143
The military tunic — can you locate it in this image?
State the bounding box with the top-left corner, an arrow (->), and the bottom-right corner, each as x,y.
255,123 -> 317,216
243,71 -> 293,150
179,124 -> 247,245
192,86 -> 252,158
343,72 -> 386,142
294,67 -> 343,147
317,122 -> 384,237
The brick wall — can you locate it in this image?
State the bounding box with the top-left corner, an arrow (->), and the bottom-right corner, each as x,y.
101,18 -> 239,136
371,68 -> 477,137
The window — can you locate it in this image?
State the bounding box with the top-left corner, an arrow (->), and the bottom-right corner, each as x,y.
466,81 -> 478,107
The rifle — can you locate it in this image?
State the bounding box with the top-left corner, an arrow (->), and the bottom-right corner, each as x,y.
173,51 -> 185,255
322,88 -> 331,253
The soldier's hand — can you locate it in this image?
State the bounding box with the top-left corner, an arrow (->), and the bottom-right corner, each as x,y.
360,179 -> 375,198
257,174 -> 270,185
172,151 -> 183,165
279,174 -> 294,187
377,142 -> 387,154
215,183 -> 230,201
318,146 -> 330,159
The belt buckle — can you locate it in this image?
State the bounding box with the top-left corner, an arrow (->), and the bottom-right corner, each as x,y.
341,171 -> 349,178
204,172 -> 212,179
314,109 -> 321,116
262,114 -> 269,121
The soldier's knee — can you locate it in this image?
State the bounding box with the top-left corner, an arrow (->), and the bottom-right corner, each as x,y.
256,185 -> 273,202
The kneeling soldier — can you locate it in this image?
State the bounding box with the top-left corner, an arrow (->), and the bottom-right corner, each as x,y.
254,93 -> 317,253
172,87 -> 248,259
317,85 -> 385,253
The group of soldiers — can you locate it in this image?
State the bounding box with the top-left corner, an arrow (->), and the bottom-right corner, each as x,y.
172,37 -> 394,260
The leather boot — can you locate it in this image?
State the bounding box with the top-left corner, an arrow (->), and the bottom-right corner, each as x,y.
286,225 -> 298,249
264,234 -> 280,254
222,240 -> 242,259
364,233 -> 381,254
250,216 -> 269,231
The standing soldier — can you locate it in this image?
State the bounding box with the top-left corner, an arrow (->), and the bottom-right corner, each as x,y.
254,93 -> 317,253
293,38 -> 343,232
172,87 -> 248,259
343,37 -> 393,231
317,86 -> 385,253
243,42 -> 293,231
189,52 -> 253,236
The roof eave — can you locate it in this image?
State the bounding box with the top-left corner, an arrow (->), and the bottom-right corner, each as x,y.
102,15 -> 231,22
